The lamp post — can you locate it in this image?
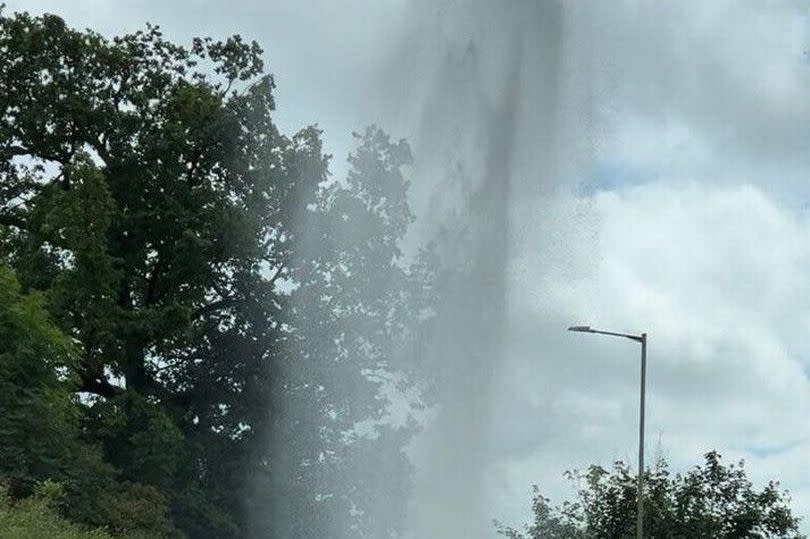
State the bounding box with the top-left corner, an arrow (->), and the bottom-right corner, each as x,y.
568,325 -> 647,539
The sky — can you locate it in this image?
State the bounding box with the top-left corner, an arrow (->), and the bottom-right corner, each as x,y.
9,0 -> 810,534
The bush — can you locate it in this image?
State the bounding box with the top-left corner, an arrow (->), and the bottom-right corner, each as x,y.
498,451 -> 805,539
0,482 -> 113,539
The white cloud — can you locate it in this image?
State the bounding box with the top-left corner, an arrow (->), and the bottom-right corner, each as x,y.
494,182 -> 810,530
579,0 -> 810,198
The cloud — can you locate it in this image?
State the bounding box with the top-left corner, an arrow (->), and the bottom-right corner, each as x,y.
577,0 -> 810,198
493,181 -> 810,529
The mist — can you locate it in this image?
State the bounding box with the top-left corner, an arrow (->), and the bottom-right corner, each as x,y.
3,0 -> 810,537
372,3 -> 585,537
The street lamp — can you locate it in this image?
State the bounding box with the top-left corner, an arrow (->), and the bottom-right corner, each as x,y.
568,325 -> 647,539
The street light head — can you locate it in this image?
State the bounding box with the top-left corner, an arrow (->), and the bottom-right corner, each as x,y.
567,325 -> 592,332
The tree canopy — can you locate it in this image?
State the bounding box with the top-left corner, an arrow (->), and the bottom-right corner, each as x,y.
0,6 -> 432,538
498,451 -> 805,539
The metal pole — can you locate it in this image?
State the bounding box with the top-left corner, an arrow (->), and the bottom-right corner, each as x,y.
637,333 -> 647,539
567,325 -> 647,538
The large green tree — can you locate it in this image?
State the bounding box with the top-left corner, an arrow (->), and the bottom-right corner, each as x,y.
0,7 -> 432,538
498,452 -> 805,539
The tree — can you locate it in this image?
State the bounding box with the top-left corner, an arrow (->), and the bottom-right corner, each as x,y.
497,452 -> 805,539
248,126 -> 435,538
0,265 -> 77,498
0,265 -> 177,537
0,481 -> 114,539
0,7 -> 432,537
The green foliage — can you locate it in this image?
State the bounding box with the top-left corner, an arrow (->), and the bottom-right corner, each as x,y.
0,265 -> 76,497
0,265 -> 178,537
0,479 -> 170,539
0,6 -> 433,537
498,452 -> 805,539
93,481 -> 177,539
0,482 -> 114,539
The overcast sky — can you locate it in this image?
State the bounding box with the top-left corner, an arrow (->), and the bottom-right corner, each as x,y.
9,0 -> 810,535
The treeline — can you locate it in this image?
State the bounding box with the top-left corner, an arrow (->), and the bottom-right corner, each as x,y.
0,7 -> 433,538
498,452 -> 805,539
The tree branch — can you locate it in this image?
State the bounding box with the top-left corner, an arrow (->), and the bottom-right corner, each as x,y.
1,144 -> 69,166
144,255 -> 164,306
268,263 -> 285,287
93,136 -> 113,167
191,297 -> 239,320
0,145 -> 32,158
77,372 -> 125,399
0,213 -> 26,230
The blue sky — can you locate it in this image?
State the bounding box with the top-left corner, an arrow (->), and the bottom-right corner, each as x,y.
578,162 -> 652,196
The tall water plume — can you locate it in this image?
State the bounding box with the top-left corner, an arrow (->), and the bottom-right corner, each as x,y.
366,2 -> 599,537
260,1 -> 600,536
